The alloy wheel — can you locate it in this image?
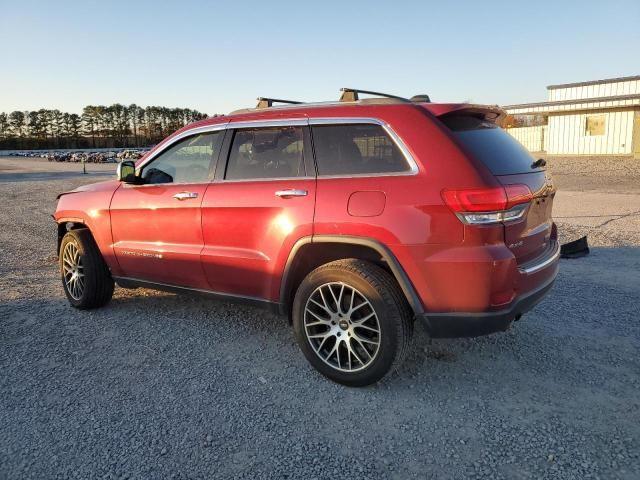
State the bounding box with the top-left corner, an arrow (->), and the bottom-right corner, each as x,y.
62,241 -> 85,300
304,282 -> 381,372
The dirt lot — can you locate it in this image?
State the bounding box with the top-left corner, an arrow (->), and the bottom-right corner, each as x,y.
1,157 -> 639,479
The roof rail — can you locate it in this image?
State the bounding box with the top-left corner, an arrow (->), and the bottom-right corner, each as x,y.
256,97 -> 303,109
339,88 -> 431,103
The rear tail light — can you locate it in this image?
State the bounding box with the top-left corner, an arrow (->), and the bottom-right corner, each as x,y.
441,184 -> 532,225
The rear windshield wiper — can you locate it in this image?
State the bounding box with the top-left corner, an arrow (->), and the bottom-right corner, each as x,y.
531,158 -> 546,169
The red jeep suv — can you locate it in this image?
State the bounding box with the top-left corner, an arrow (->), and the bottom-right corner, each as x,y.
55,89 -> 559,386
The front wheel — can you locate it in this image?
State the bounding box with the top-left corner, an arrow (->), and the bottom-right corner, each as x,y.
60,229 -> 114,309
292,259 -> 413,387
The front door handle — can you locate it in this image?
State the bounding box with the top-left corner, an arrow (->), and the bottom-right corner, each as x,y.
173,191 -> 199,200
275,189 -> 308,198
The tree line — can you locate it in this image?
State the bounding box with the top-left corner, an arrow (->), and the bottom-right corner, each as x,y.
0,104 -> 211,150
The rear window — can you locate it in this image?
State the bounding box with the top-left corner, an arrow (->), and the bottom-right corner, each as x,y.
441,114 -> 542,175
312,124 -> 410,176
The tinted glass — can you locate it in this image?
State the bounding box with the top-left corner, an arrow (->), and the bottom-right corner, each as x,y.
312,124 -> 409,175
141,132 -> 221,184
442,114 -> 542,175
225,126 -> 305,180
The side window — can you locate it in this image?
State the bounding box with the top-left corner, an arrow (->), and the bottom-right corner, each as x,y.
312,124 -> 410,176
225,126 -> 305,180
141,132 -> 222,184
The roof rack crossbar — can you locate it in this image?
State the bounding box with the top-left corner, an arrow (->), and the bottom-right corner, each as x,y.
256,97 -> 303,109
339,88 -> 431,103
339,88 -> 410,102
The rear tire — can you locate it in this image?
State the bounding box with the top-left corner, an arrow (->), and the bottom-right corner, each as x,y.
292,259 -> 413,387
59,229 -> 114,309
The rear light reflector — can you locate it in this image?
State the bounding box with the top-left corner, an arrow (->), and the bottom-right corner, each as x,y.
490,289 -> 516,307
441,184 -> 532,225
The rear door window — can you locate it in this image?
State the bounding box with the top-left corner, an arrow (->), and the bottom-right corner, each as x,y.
441,114 -> 543,175
225,126 -> 305,180
311,124 -> 410,176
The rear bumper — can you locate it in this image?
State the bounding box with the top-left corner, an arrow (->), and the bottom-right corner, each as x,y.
419,258 -> 558,338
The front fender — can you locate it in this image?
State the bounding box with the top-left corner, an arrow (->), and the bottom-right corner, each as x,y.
55,184 -> 121,275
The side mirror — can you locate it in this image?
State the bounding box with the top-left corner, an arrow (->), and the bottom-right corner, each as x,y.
116,160 -> 137,183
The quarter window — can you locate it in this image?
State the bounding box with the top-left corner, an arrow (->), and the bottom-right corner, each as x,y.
312,124 -> 410,176
141,132 -> 222,184
225,126 -> 305,180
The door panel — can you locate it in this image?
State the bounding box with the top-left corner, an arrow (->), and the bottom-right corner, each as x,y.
110,183 -> 210,289
200,123 -> 315,301
200,179 -> 315,300
109,130 -> 224,288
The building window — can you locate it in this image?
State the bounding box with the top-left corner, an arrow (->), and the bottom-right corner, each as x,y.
585,115 -> 606,136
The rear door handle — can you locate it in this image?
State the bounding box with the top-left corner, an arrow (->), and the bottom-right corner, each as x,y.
275,189 -> 308,198
173,191 -> 199,200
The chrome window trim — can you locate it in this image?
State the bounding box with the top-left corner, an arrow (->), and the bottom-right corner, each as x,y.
229,118 -> 309,129
133,116 -> 421,183
308,117 -> 419,177
120,181 -> 211,188
218,176 -> 315,184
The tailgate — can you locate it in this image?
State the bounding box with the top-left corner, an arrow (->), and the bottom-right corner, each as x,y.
438,109 -> 557,265
497,172 -> 556,264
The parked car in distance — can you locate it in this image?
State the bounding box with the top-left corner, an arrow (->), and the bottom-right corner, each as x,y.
55,88 -> 559,386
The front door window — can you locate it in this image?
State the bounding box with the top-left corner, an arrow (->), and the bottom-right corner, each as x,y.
141,132 -> 222,184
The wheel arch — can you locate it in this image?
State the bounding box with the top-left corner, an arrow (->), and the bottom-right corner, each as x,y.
279,235 -> 424,318
56,219 -> 89,255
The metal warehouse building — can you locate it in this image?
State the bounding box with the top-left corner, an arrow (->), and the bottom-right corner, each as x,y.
503,75 -> 640,158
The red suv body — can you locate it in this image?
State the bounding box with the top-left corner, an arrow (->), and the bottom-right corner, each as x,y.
55,94 -> 559,386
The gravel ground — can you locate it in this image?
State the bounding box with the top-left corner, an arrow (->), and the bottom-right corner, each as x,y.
544,156 -> 640,247
1,157 -> 639,479
543,156 -> 640,194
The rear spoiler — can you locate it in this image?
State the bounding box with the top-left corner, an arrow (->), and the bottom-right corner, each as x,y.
420,103 -> 506,125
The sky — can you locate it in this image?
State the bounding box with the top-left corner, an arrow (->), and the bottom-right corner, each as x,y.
1,0 -> 639,115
